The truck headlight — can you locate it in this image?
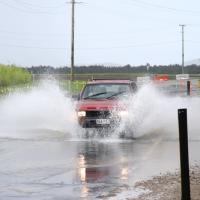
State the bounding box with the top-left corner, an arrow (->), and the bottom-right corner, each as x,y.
119,111 -> 128,117
77,111 -> 86,117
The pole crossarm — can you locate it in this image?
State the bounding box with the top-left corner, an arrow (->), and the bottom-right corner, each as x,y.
66,1 -> 83,4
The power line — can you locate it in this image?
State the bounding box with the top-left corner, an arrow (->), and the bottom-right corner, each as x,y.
186,40 -> 200,44
0,43 -> 66,50
0,26 -> 177,38
12,0 -> 66,9
0,35 -> 66,43
76,41 -> 180,50
0,30 -> 69,40
0,0 -> 65,15
0,41 -> 180,50
128,0 -> 200,14
0,28 -> 71,38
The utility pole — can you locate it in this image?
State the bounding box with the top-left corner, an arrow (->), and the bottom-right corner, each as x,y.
68,0 -> 82,81
179,25 -> 186,74
71,0 -> 75,81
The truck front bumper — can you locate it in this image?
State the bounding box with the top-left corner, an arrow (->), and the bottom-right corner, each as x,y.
78,116 -> 119,128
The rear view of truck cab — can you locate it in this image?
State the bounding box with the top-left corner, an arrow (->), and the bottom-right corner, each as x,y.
75,79 -> 137,133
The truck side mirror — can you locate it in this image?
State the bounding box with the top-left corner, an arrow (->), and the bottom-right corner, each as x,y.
72,93 -> 80,101
77,93 -> 80,101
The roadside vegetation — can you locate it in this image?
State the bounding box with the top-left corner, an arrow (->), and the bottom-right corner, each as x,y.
59,80 -> 86,94
0,64 -> 32,94
0,64 -> 32,87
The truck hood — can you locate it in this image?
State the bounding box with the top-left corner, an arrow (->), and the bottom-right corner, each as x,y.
76,99 -> 123,111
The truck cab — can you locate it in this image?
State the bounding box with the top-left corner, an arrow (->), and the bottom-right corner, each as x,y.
76,79 -> 137,130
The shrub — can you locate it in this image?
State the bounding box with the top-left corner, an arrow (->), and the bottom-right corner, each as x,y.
0,64 -> 32,87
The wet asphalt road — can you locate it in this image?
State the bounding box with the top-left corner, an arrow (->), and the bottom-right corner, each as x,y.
1,131 -> 200,200
1,79 -> 200,199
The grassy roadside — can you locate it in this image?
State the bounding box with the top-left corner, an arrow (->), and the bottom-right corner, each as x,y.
64,73 -> 147,80
59,80 -> 86,94
0,83 -> 34,95
0,64 -> 32,94
0,64 -> 32,86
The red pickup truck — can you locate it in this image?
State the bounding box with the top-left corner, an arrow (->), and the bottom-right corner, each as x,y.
75,79 -> 137,136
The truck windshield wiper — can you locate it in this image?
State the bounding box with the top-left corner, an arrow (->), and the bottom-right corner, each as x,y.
83,92 -> 108,99
106,91 -> 126,99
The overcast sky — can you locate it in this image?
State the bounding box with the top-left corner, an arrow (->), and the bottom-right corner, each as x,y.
0,0 -> 200,67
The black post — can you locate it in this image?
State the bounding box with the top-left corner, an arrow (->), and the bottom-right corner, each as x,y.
178,109 -> 191,200
187,81 -> 191,96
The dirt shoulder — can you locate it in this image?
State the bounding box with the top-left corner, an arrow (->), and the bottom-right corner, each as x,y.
132,165 -> 200,200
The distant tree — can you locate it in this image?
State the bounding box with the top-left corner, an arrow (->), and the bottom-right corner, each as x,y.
27,64 -> 200,75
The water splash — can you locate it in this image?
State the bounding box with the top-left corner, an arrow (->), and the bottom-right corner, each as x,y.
0,81 -> 200,141
0,80 -> 78,139
119,83 -> 200,140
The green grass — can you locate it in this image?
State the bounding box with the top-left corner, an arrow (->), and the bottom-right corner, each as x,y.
65,73 -> 147,80
0,83 -> 34,95
59,80 -> 86,94
0,64 -> 32,87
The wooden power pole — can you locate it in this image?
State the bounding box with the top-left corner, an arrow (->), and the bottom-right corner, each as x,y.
179,24 -> 186,74
71,0 -> 75,81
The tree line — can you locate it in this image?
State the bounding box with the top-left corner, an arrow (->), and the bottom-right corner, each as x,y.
27,64 -> 200,74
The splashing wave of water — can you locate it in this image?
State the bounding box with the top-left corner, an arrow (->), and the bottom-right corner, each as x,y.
119,83 -> 200,140
0,81 -> 200,140
0,80 -> 78,139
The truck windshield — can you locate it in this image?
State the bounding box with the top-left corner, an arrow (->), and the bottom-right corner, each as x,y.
82,83 -> 130,99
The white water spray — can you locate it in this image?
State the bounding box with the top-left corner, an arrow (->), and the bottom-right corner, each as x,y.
0,80 -> 78,139
0,81 -> 200,140
119,83 -> 200,140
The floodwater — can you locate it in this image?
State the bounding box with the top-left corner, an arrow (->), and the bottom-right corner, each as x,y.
0,79 -> 200,200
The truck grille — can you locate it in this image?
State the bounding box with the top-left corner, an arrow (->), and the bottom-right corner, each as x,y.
86,110 -> 110,118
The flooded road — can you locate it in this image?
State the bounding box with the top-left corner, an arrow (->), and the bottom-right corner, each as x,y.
1,80 -> 200,199
1,134 -> 200,200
